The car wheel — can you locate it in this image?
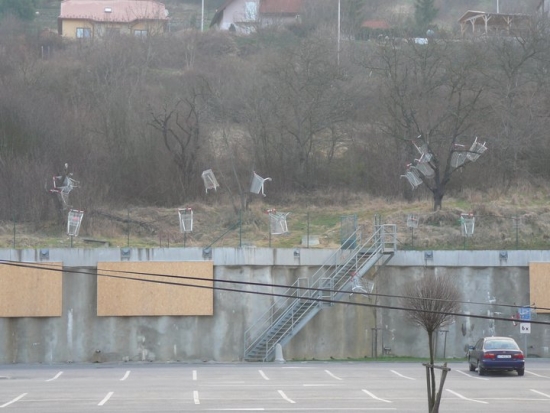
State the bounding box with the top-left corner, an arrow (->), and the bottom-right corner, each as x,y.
478,363 -> 485,376
517,368 -> 525,376
468,359 -> 476,372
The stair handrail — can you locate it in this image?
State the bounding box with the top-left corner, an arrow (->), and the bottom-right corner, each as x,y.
256,299 -> 318,362
244,240 -> 389,361
244,224 -> 396,360
306,224 -> 394,292
243,227 -> 363,356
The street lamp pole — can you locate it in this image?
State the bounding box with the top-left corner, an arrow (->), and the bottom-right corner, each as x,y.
497,0 -> 499,13
337,0 -> 341,65
201,0 -> 205,31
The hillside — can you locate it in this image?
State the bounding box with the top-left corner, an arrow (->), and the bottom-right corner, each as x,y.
33,1 -> 542,34
2,188 -> 550,251
4,1 -> 548,252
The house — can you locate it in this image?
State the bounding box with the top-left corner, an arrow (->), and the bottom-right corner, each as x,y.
458,10 -> 532,36
361,20 -> 391,31
210,0 -> 302,34
356,20 -> 392,41
58,0 -> 169,39
538,0 -> 549,16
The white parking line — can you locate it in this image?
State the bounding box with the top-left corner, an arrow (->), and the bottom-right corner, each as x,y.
98,392 -> 113,406
454,370 -> 488,380
205,407 -> 397,412
390,370 -> 416,380
193,370 -> 197,381
208,409 -> 393,411
527,371 -> 550,379
362,389 -> 392,403
324,370 -> 343,380
0,393 -> 27,408
259,370 -> 270,380
46,371 -> 63,382
120,371 -> 130,381
531,389 -> 550,398
194,390 -> 200,404
446,389 -> 488,404
278,390 -> 296,403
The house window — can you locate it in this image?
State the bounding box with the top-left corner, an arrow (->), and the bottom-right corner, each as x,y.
134,29 -> 148,38
76,27 -> 92,38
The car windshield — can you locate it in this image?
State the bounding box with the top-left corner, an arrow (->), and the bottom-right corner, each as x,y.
484,340 -> 519,350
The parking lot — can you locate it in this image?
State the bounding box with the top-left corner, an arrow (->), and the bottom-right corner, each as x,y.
1,360 -> 550,412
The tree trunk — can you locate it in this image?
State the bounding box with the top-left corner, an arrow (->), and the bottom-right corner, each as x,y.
432,190 -> 444,211
430,363 -> 449,413
427,330 -> 436,411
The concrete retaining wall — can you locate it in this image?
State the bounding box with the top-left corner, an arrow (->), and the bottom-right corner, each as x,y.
0,248 -> 548,363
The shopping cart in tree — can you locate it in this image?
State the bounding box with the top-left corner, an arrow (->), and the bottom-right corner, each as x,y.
47,163 -> 80,211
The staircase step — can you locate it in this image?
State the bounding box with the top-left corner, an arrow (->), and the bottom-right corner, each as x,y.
244,226 -> 396,361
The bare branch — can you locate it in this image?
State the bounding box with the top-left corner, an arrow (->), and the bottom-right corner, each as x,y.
401,274 -> 461,334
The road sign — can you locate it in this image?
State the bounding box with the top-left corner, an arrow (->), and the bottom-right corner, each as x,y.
519,306 -> 531,321
520,323 -> 531,334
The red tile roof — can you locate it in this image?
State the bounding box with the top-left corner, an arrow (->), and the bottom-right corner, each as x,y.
259,0 -> 302,14
211,0 -> 302,27
361,20 -> 390,30
59,0 -> 168,23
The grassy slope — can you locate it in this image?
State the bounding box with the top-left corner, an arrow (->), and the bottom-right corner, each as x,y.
3,188 -> 550,250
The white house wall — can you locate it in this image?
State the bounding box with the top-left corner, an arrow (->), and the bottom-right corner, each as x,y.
219,0 -> 259,33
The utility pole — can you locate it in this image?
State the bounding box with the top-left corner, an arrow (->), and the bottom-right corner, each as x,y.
337,0 -> 341,65
201,0 -> 205,31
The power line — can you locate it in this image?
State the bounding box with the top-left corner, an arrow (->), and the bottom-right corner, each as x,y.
0,260 -> 546,325
0,260 -> 542,312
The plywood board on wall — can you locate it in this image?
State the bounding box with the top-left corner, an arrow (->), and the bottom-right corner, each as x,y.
529,262 -> 550,314
0,262 -> 63,317
97,261 -> 213,316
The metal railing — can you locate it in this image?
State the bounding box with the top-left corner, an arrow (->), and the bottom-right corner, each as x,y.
243,223 -> 396,361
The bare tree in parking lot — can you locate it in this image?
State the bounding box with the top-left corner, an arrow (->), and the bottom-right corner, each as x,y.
400,273 -> 461,413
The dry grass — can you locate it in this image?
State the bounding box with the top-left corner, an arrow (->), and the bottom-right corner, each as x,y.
2,188 -> 550,250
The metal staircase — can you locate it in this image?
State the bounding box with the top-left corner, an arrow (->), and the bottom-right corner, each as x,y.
243,223 -> 397,362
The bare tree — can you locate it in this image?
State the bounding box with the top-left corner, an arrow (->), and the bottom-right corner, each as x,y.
401,273 -> 461,413
300,0 -> 392,39
476,21 -> 550,188
363,39 -> 487,210
257,31 -> 355,190
67,36 -> 157,205
149,73 -> 210,199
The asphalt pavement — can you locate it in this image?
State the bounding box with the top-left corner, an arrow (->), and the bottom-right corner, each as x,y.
1,360 -> 550,412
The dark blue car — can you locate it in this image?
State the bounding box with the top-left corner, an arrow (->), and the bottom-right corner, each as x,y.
468,336 -> 525,376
